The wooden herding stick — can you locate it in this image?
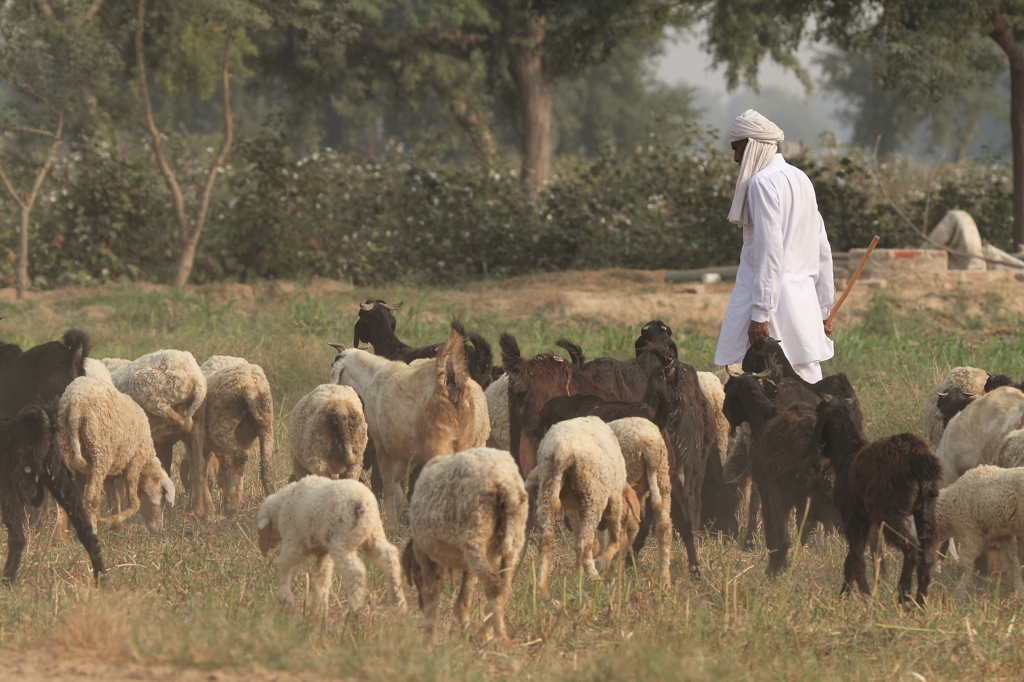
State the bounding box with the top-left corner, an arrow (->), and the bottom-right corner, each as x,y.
826,235 -> 880,327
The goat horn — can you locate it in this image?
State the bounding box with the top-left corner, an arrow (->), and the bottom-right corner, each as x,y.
936,392 -> 948,397
751,368 -> 773,378
328,342 -> 346,352
821,393 -> 833,402
726,365 -> 743,377
383,301 -> 403,310
359,302 -> 375,311
358,345 -> 369,351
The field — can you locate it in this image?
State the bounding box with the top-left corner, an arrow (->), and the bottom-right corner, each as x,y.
1,271 -> 1023,681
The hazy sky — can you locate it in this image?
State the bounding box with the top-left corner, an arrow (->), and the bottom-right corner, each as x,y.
653,29 -> 852,149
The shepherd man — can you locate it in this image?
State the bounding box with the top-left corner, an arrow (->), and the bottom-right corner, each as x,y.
714,109 -> 836,383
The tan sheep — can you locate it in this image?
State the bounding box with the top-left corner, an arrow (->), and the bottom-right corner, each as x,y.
181,360 -> 275,519
257,476 -> 405,616
698,371 -> 729,463
402,447 -> 527,643
288,384 -> 367,481
484,373 -> 509,450
529,416 -> 639,595
57,377 -> 175,534
924,366 -> 990,446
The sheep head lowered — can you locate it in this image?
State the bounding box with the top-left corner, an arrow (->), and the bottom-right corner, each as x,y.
256,514 -> 282,557
138,467 -> 175,535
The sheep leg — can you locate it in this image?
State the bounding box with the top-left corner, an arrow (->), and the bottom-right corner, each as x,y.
882,518 -> 920,606
578,504 -> 604,580
841,522 -> 871,596
912,501 -> 938,605
219,451 -> 247,520
42,466 -> 105,582
655,489 -> 673,589
627,497 -> 652,567
1000,537 -> 1024,594
381,458 -> 406,532
668,470 -> 701,578
463,545 -> 507,641
99,466 -> 143,531
536,480 -> 557,595
273,543 -> 306,613
362,536 -> 406,608
81,471 -> 106,535
453,570 -> 477,632
597,495 -> 625,574
740,480 -> 759,551
418,554 -> 444,640
311,552 -> 337,615
1,494 -> 28,583
154,438 -> 175,478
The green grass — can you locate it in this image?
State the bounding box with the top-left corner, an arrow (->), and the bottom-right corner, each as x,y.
1,279 -> 1023,679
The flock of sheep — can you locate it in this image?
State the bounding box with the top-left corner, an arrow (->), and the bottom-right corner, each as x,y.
1,300 -> 1024,645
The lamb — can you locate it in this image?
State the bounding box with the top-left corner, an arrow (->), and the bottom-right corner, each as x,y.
330,325 -> 488,528
529,416 -> 640,594
923,366 -> 991,446
288,384 -> 367,481
181,360 -> 275,520
401,447 -> 527,642
812,397 -> 941,606
723,374 -> 833,577
484,374 -> 509,450
257,476 -> 405,615
0,405 -> 105,583
934,386 -> 1024,487
935,465 -> 1024,596
57,377 -> 175,534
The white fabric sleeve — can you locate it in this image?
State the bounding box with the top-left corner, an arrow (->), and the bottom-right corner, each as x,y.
747,177 -> 784,323
815,213 -> 835,320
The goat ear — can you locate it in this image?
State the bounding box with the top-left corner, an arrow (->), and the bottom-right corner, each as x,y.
328,342 -> 346,353
845,398 -> 857,406
359,301 -> 375,311
383,301 -> 403,311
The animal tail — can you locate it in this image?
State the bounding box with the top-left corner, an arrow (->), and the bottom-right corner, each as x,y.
645,437 -> 665,513
499,332 -> 523,377
555,338 -> 585,365
66,411 -> 88,472
61,329 -> 91,378
494,476 -> 526,583
244,375 -> 275,496
451,316 -> 494,387
183,360 -> 208,433
436,326 -> 469,408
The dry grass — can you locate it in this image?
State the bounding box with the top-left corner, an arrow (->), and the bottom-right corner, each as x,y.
0,279 -> 1022,680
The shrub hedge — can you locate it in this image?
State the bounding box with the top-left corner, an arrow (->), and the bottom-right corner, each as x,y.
0,129 -> 1013,288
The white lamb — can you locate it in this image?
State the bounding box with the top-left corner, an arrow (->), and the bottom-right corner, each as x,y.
698,371 -> 729,463
108,350 -> 206,435
936,465 -> 1024,596
57,376 -> 175,534
529,416 -> 639,595
935,386 -> 1024,487
924,366 -> 991,446
402,447 -> 527,642
329,326 -> 488,529
484,373 -> 509,450
257,476 -> 405,615
608,417 -> 673,587
288,384 -> 367,481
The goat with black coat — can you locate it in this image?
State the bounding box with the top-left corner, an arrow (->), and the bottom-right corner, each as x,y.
742,336 -> 859,406
0,405 -> 105,583
0,329 -> 90,417
723,374 -> 831,577
812,397 -> 941,606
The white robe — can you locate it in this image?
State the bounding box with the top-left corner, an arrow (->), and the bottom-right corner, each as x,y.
715,154 -> 835,367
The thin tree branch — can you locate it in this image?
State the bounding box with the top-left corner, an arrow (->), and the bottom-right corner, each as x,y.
0,163 -> 25,210
87,0 -> 105,19
24,109 -> 63,210
192,30 -> 235,245
871,136 -> 1023,269
2,126 -> 57,138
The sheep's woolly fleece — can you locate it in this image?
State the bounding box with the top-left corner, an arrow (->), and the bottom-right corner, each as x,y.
935,464 -> 1024,595
108,350 -> 207,434
288,383 -> 367,481
405,447 -> 528,641
257,476 -> 405,614
200,355 -> 249,376
483,373 -> 510,450
697,371 -> 728,463
934,386 -> 1024,487
923,366 -> 990,446
58,376 -> 174,535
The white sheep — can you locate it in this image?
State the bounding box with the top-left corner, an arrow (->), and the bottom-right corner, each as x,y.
484,373 -> 509,450
200,355 -> 248,375
288,384 -> 367,481
329,326 -> 488,529
608,417 -> 672,587
402,447 -> 527,642
83,358 -> 113,385
698,371 -> 729,463
257,476 -> 405,615
181,360 -> 275,519
57,376 -> 175,534
108,350 -> 207,435
529,416 -> 639,595
936,465 -> 1024,596
934,386 -> 1024,487
924,366 -> 990,446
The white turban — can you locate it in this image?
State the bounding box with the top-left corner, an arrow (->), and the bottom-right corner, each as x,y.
727,110 -> 784,227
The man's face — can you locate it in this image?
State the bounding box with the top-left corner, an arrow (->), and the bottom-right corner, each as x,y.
731,139 -> 747,163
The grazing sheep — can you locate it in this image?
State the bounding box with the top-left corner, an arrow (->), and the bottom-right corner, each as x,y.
109,350 -> 206,436
924,367 -> 991,446
199,355 -> 248,375
182,361 -> 275,519
288,384 -> 367,481
813,397 -> 941,606
723,374 -> 831,577
57,377 -> 174,534
330,326 -> 487,529
402,448 -> 527,642
0,405 -> 105,583
935,465 -> 1024,597
530,416 -> 639,594
698,371 -> 729,463
257,476 -> 405,615
934,386 -> 1024,487
484,373 -> 509,450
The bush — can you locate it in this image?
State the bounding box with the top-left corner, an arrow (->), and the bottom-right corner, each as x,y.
0,127 -> 1013,289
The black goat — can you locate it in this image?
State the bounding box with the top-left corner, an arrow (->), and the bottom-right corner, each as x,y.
812,397 -> 940,606
634,320 -> 677,359
0,329 -> 90,417
984,373 -> 1016,393
0,405 -> 105,583
723,374 -> 835,577
936,386 -> 978,427
741,336 -> 859,406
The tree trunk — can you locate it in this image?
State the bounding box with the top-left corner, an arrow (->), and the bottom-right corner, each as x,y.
17,206 -> 29,299
990,12 -> 1024,251
507,17 -> 552,190
954,108 -> 982,164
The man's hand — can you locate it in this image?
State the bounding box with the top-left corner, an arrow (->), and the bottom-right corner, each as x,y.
824,320 -> 834,337
748,320 -> 769,345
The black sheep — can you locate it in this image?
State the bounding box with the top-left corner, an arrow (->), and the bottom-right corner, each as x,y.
812,397 -> 940,606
